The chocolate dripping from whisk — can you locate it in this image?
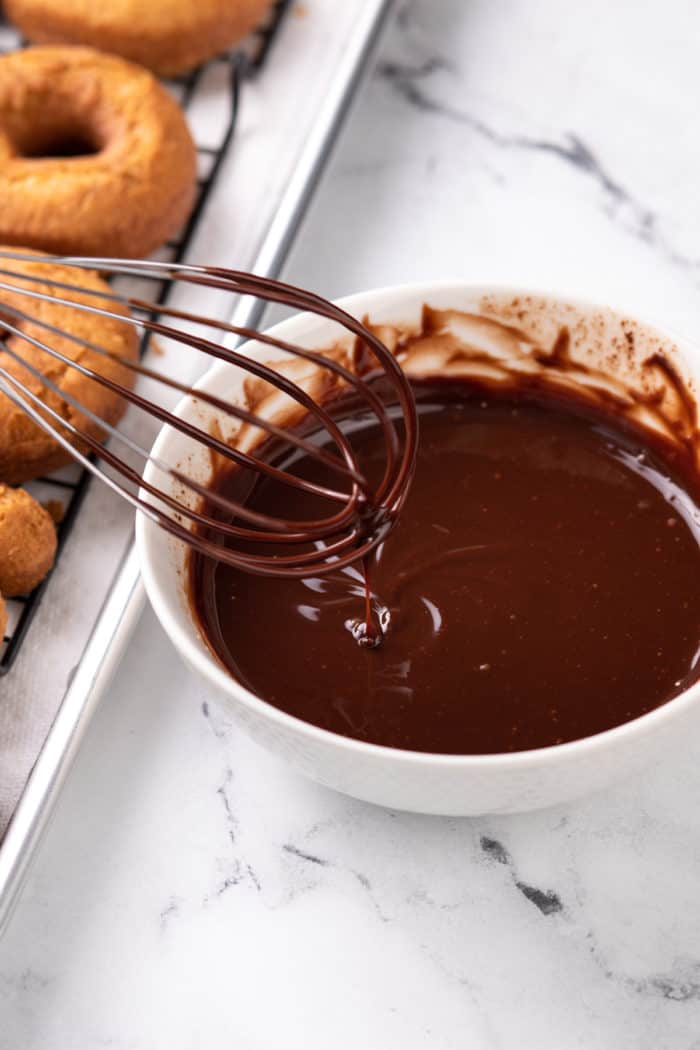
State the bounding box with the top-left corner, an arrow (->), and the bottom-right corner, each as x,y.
188,268 -> 419,646
123,268 -> 416,642
0,255 -> 418,642
160,269 -> 418,647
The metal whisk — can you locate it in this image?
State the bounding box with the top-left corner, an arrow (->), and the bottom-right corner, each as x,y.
0,250 -> 418,577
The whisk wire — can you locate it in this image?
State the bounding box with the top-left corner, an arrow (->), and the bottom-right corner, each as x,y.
0,297 -> 366,486
0,250 -> 419,576
0,270 -> 375,494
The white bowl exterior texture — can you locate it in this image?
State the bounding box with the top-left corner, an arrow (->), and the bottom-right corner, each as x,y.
137,283 -> 700,815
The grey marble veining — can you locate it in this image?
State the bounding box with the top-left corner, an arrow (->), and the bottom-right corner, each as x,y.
287,0 -> 700,325
4,1 -> 700,1047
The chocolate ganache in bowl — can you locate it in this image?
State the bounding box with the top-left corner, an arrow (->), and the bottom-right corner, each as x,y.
138,284 -> 700,814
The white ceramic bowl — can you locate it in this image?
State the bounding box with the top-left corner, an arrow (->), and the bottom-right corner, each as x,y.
136,282 -> 700,814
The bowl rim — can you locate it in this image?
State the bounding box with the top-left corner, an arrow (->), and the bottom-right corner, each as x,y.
136,279 -> 700,769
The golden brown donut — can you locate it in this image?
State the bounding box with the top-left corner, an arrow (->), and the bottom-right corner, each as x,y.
0,485 -> 57,597
0,249 -> 140,484
0,46 -> 197,257
4,0 -> 272,77
0,593 -> 6,639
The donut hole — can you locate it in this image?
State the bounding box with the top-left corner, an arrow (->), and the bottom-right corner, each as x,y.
6,98 -> 107,160
23,134 -> 100,159
19,126 -> 102,160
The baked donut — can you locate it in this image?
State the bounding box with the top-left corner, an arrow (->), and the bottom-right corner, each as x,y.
0,249 -> 140,484
4,0 -> 272,77
0,47 -> 197,257
0,485 -> 57,597
0,594 -> 7,639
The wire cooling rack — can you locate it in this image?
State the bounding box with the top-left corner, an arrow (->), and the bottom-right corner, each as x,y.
0,0 -> 293,674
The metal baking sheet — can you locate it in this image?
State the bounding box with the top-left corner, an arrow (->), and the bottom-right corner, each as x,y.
0,0 -> 394,933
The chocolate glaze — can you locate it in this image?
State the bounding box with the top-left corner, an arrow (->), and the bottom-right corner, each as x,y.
190,378 -> 700,755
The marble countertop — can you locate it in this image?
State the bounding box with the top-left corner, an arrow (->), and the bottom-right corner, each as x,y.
4,1 -> 700,1046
